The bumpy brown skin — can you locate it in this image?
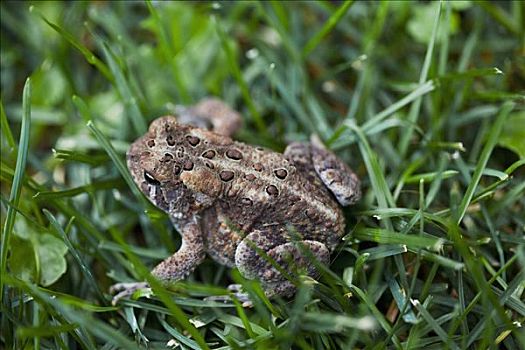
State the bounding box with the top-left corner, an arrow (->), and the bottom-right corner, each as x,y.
119,99 -> 360,300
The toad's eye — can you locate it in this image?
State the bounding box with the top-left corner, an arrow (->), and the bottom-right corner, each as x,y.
144,171 -> 161,186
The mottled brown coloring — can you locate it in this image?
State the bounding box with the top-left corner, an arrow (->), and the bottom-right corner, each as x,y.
115,98 -> 361,303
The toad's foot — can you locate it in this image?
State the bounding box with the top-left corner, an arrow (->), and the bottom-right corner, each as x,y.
204,284 -> 253,307
226,284 -> 243,292
110,282 -> 150,305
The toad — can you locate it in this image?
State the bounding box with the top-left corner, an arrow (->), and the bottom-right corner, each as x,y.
111,98 -> 360,304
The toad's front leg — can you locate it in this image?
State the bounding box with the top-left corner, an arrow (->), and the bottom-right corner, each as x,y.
110,219 -> 205,305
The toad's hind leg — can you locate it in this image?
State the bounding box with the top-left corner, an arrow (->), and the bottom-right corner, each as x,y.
284,141 -> 361,207
310,143 -> 361,206
235,230 -> 330,298
201,208 -> 242,267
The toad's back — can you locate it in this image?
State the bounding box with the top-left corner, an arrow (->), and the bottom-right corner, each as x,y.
190,136 -> 346,248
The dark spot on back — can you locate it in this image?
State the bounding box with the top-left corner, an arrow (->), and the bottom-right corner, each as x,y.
183,160 -> 194,171
202,150 -> 216,159
226,148 -> 243,160
147,139 -> 155,147
161,153 -> 173,163
186,135 -> 200,146
245,173 -> 256,181
266,185 -> 278,197
274,168 -> 288,179
167,135 -> 175,146
219,170 -> 235,182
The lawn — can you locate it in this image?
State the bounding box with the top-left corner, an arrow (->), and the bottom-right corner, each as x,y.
1,1 -> 524,349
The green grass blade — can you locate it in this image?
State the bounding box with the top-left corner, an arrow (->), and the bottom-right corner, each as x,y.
70,94 -> 92,124
100,45 -> 147,136
405,170 -> 458,184
52,148 -> 109,165
414,249 -> 464,270
157,315 -> 203,350
455,102 -> 514,224
269,1 -> 290,32
85,120 -> 146,206
108,226 -> 213,350
351,285 -> 402,349
0,100 -> 16,150
263,59 -> 318,135
302,0 -> 354,58
358,245 -> 407,260
33,179 -> 123,200
1,78 -> 31,304
446,220 -> 514,332
300,312 -> 376,332
398,1 -> 442,156
256,2 -> 301,62
387,277 -> 417,324
4,275 -> 138,348
232,296 -> 256,338
214,17 -> 266,135
353,227 -> 445,252
345,120 -> 395,212
144,0 -> 190,103
477,1 -> 520,36
329,80 -> 435,149
217,314 -> 269,336
34,9 -> 112,81
363,80 -> 435,132
447,254 -> 519,336
343,0 -> 389,129
98,241 -> 169,260
43,210 -> 105,302
412,299 -> 460,350
437,67 -> 503,82
437,1 -> 451,75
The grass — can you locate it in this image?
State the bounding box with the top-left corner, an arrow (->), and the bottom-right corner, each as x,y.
1,1 -> 524,349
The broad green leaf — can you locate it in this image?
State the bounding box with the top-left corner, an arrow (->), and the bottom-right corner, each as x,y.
35,233 -> 68,286
9,233 -> 68,287
1,78 -> 31,304
9,235 -> 37,282
498,112 -> 525,158
9,216 -> 68,287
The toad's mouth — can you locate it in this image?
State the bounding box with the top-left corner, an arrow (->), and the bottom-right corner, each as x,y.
148,183 -> 169,212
